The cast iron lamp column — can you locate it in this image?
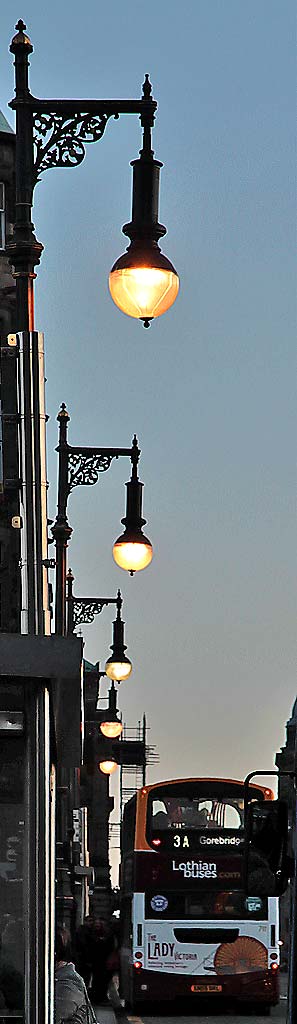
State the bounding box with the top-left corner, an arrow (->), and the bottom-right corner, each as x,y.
52,406 -> 152,636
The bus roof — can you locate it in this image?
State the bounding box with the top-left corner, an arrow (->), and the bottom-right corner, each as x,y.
138,777 -> 273,794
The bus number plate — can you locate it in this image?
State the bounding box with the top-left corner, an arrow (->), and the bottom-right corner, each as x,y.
191,984 -> 222,993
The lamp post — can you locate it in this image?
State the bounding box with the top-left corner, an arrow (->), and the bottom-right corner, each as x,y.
66,572 -> 132,682
54,405 -> 152,636
8,21 -> 178,336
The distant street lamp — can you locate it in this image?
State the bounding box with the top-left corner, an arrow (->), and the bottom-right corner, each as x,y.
54,406 -> 153,635
83,668 -> 122,774
66,573 -> 132,683
100,683 -> 123,739
113,437 -> 153,574
105,592 -> 132,682
98,751 -> 118,776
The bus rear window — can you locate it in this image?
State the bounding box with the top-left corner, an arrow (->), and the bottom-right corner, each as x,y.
145,890 -> 268,921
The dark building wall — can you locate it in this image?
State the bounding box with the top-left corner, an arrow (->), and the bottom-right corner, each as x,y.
275,703 -> 297,966
0,124 -> 21,631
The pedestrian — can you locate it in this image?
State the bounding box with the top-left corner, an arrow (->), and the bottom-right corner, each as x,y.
55,926 -> 97,1023
75,917 -> 117,1004
106,915 -> 123,1010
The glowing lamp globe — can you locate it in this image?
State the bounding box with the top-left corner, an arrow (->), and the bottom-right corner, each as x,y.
100,720 -> 123,739
109,242 -> 179,327
105,655 -> 132,682
113,531 -> 153,573
109,109 -> 179,328
99,758 -> 118,775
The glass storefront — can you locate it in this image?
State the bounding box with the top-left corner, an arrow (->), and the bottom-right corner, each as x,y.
0,695 -> 25,1019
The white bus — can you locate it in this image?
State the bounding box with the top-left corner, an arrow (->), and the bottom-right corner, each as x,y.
119,777 -> 280,1013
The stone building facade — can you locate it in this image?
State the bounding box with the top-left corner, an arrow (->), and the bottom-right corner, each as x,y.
0,111 -> 21,632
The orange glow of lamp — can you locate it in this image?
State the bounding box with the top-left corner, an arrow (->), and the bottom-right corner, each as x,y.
99,757 -> 118,775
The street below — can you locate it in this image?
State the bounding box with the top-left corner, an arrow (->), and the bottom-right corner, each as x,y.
123,998 -> 286,1023
94,981 -> 288,1024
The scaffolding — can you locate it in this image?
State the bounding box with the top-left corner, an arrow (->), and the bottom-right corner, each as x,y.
109,714 -> 159,849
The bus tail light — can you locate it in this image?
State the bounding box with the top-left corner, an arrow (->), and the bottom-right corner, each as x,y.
152,838 -> 161,846
134,960 -> 142,970
271,962 -> 279,971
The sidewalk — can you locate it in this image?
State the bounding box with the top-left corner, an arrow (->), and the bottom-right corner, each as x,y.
92,1004 -> 118,1024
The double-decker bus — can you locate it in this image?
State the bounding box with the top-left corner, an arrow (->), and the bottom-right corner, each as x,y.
119,777 -> 280,1012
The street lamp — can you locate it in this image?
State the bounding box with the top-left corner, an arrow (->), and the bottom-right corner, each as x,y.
83,666 -> 122,772
109,75 -> 179,328
66,572 -> 132,682
53,406 -> 153,635
100,683 -> 123,739
8,21 -> 179,336
98,752 -> 118,776
113,435 -> 153,574
105,592 -> 132,682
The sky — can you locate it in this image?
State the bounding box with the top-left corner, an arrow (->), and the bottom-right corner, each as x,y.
0,2 -> 295,876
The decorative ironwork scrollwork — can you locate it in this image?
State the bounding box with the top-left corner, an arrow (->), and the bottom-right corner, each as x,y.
71,597 -> 110,627
33,111 -> 117,180
67,452 -> 117,492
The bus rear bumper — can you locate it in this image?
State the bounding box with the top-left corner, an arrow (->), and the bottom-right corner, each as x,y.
132,968 -> 279,1006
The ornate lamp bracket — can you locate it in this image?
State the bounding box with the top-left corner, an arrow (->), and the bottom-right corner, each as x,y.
71,596 -> 114,628
32,109 -> 118,182
67,448 -> 119,493
66,568 -> 120,631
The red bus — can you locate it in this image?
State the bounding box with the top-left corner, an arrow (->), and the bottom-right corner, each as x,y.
119,777 -> 279,1012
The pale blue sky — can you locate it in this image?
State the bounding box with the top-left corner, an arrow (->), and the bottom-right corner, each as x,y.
0,3 -> 295,809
